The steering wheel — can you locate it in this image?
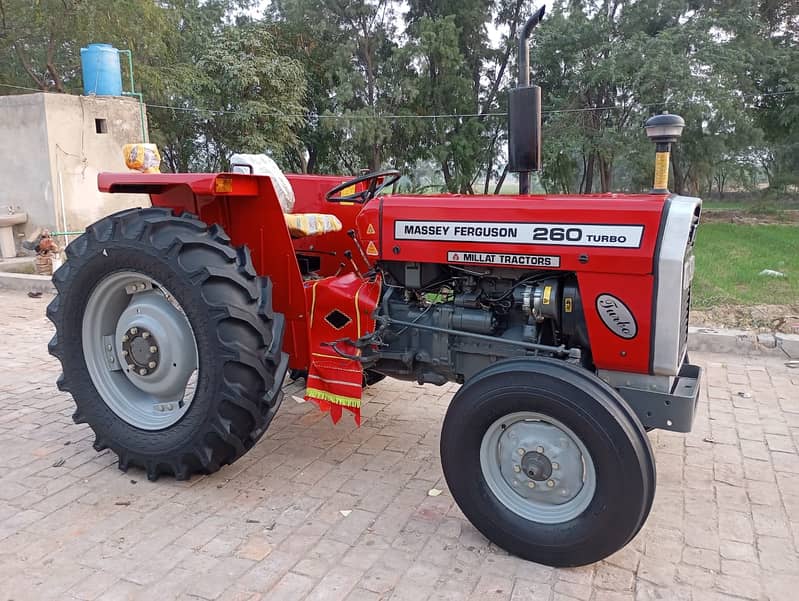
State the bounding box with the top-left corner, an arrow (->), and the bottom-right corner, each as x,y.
325,169 -> 401,203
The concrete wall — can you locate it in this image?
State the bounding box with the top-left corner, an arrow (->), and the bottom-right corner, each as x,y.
43,94 -> 150,240
0,92 -> 150,252
0,94 -> 56,237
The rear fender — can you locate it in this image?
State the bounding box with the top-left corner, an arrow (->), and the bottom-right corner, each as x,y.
98,172 -> 309,368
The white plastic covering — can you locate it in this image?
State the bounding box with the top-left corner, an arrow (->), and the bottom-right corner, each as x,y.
229,153 -> 295,213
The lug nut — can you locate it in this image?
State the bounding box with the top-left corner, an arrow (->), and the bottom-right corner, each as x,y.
552,462 -> 559,470
127,364 -> 135,371
121,335 -> 129,342
130,327 -> 138,335
142,331 -> 150,339
149,346 -> 157,354
148,361 -> 156,369
536,446 -> 544,453
547,480 -> 555,488
527,481 -> 535,489
517,448 -> 525,456
105,344 -> 113,351
513,465 -> 521,473
138,368 -> 147,376
122,350 -> 128,356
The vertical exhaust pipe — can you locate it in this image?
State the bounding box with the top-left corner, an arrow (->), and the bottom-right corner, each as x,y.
508,5 -> 546,195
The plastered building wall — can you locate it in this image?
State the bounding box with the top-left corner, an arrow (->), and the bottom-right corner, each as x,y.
0,94 -> 55,235
0,93 -> 150,248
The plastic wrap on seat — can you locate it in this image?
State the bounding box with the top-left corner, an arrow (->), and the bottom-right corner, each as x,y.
230,153 -> 295,213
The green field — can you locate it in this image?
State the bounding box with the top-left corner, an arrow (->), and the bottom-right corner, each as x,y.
692,223 -> 798,307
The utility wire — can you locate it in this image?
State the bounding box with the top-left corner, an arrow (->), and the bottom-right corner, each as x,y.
1,82 -> 797,121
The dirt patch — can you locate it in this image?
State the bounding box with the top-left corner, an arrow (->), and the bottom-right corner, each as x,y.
690,303 -> 799,334
701,209 -> 799,224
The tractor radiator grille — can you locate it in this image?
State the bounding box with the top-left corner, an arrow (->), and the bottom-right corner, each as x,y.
652,196 -> 701,376
680,208 -> 700,361
679,284 -> 691,360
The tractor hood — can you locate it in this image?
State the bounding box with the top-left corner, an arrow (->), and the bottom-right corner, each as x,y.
358,193 -> 677,275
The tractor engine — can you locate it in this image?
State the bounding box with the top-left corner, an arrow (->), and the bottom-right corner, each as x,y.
370,265 -> 589,385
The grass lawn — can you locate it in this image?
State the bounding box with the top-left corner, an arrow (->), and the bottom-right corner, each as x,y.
692,223 -> 798,307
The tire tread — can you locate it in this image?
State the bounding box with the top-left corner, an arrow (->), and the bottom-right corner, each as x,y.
47,208 -> 287,480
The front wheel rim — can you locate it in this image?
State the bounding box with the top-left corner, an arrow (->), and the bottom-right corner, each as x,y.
479,411 -> 597,524
81,270 -> 199,430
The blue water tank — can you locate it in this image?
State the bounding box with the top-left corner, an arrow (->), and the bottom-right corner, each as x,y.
80,44 -> 122,96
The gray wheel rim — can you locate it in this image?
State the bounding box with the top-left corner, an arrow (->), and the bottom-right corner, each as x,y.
479,411 -> 596,524
82,271 -> 199,430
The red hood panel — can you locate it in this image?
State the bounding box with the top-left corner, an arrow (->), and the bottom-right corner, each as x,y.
377,193 -> 668,275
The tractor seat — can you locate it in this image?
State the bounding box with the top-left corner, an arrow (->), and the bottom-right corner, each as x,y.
228,154 -> 342,239
284,213 -> 342,239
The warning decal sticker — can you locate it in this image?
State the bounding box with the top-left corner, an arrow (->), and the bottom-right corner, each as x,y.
447,251 -> 560,268
396,220 -> 644,248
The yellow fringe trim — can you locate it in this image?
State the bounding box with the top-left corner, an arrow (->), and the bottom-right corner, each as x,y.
305,387 -> 361,408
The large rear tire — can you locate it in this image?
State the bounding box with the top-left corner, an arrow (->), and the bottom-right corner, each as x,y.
440,357 -> 655,567
47,208 -> 288,480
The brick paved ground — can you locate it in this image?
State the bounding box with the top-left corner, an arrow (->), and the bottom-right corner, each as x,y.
1,288 -> 798,601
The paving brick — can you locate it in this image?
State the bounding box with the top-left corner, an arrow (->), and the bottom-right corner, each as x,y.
304,565 -> 365,601
714,572 -> 762,600
2,291 -> 799,600
265,571 -> 317,600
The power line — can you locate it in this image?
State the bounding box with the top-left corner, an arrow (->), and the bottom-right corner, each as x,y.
0,82 -> 43,92
2,82 -> 797,121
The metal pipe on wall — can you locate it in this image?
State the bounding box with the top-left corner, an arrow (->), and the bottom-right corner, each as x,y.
118,49 -> 148,143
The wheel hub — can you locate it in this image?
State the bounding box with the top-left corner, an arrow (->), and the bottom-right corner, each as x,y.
498,419 -> 585,504
121,328 -> 160,376
480,412 -> 597,524
520,450 -> 552,481
82,271 -> 199,430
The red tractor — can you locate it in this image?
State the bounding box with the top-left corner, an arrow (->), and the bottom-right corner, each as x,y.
47,8 -> 701,567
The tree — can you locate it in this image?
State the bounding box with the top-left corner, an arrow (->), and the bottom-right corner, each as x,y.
154,22 -> 306,172
271,0 -> 408,174
0,0 -> 171,93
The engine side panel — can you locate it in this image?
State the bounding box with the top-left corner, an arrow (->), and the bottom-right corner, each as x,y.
369,193 -> 669,374
574,272 -> 654,373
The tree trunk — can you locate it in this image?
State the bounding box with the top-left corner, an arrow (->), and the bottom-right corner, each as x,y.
493,165 -> 509,195
371,144 -> 380,172
671,147 -> 684,195
583,153 -> 595,193
14,43 -> 46,90
442,161 -> 454,192
306,147 -> 317,174
578,154 -> 587,193
599,156 -> 612,193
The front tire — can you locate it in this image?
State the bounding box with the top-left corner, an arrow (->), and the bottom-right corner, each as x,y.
440,358 -> 655,567
47,208 -> 288,480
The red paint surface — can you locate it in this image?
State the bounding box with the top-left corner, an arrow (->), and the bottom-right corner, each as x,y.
98,171 -> 670,376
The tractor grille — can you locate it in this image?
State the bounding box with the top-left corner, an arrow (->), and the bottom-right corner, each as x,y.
679,284 -> 691,361
650,195 -> 702,376
680,209 -> 700,362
